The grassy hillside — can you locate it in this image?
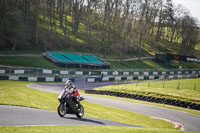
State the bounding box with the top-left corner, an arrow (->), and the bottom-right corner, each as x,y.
0,3 -> 200,70
0,3 -> 194,58
0,56 -> 60,69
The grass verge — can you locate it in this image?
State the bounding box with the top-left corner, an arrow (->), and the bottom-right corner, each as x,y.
94,79 -> 200,104
0,126 -> 193,133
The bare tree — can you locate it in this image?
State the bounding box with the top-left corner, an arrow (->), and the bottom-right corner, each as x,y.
46,0 -> 55,31
86,0 -> 96,39
58,0 -> 65,28
0,0 -> 6,49
180,15 -> 199,55
34,0 -> 40,45
1,0 -> 200,56
72,0 -> 85,35
169,4 -> 188,43
137,0 -> 149,58
101,0 -> 110,49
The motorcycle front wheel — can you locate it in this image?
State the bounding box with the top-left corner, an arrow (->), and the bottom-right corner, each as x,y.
76,105 -> 84,118
57,103 -> 66,117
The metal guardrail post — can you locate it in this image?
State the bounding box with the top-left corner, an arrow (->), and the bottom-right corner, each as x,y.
177,81 -> 180,90
9,66 -> 11,76
28,67 -> 30,77
148,80 -> 150,87
194,82 -> 196,91
163,79 -> 165,88
37,68 -> 39,77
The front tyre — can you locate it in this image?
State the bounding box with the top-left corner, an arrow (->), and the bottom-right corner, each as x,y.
57,103 -> 66,117
76,105 -> 84,118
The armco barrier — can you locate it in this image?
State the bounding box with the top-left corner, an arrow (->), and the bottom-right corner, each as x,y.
0,75 -> 75,82
1,66 -> 200,82
85,90 -> 200,110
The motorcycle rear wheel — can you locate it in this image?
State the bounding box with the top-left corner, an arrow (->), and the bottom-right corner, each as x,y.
57,103 -> 66,117
76,105 -> 84,118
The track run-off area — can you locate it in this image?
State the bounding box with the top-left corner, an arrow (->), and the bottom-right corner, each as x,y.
1,77 -> 200,132
0,105 -> 136,127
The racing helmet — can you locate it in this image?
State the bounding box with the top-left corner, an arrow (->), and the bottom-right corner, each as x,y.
65,80 -> 72,88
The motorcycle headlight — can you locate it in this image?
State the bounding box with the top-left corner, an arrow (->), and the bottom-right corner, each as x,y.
58,94 -> 62,99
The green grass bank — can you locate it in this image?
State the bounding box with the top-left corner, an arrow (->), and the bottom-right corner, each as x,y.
94,78 -> 200,105
0,126 -> 193,133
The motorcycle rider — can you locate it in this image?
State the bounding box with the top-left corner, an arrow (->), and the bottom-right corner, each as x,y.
64,80 -> 80,102
57,79 -> 84,118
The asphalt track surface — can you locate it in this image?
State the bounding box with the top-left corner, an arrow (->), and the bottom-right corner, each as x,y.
0,105 -> 136,127
0,77 -> 139,127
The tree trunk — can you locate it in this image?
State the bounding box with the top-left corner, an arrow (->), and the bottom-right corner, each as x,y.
49,1 -> 53,31
72,0 -> 84,36
59,0 -> 64,28
63,15 -> 67,36
170,22 -> 177,43
52,1 -> 56,31
34,0 -> 40,45
23,0 -> 28,23
0,0 -> 6,48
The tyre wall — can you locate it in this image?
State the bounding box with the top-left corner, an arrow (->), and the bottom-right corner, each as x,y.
85,90 -> 200,110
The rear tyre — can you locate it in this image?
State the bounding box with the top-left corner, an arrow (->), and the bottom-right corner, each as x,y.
76,105 -> 84,118
57,103 -> 66,117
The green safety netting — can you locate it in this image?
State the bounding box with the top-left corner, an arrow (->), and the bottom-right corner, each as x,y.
82,55 -> 104,65
63,53 -> 89,64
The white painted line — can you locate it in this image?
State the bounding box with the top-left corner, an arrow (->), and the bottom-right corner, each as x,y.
144,72 -> 149,76
62,78 -> 69,82
101,72 -> 108,75
149,76 -> 154,80
123,72 -> 129,75
87,78 -> 95,83
76,71 -> 83,75
46,77 -> 54,82
43,70 -> 52,74
60,71 -> 69,75
115,77 -> 121,80
102,77 -> 109,81
28,77 -> 37,81
0,70 -> 5,74
14,70 -> 24,74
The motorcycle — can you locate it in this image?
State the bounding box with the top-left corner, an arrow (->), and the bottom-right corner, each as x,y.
57,89 -> 85,118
